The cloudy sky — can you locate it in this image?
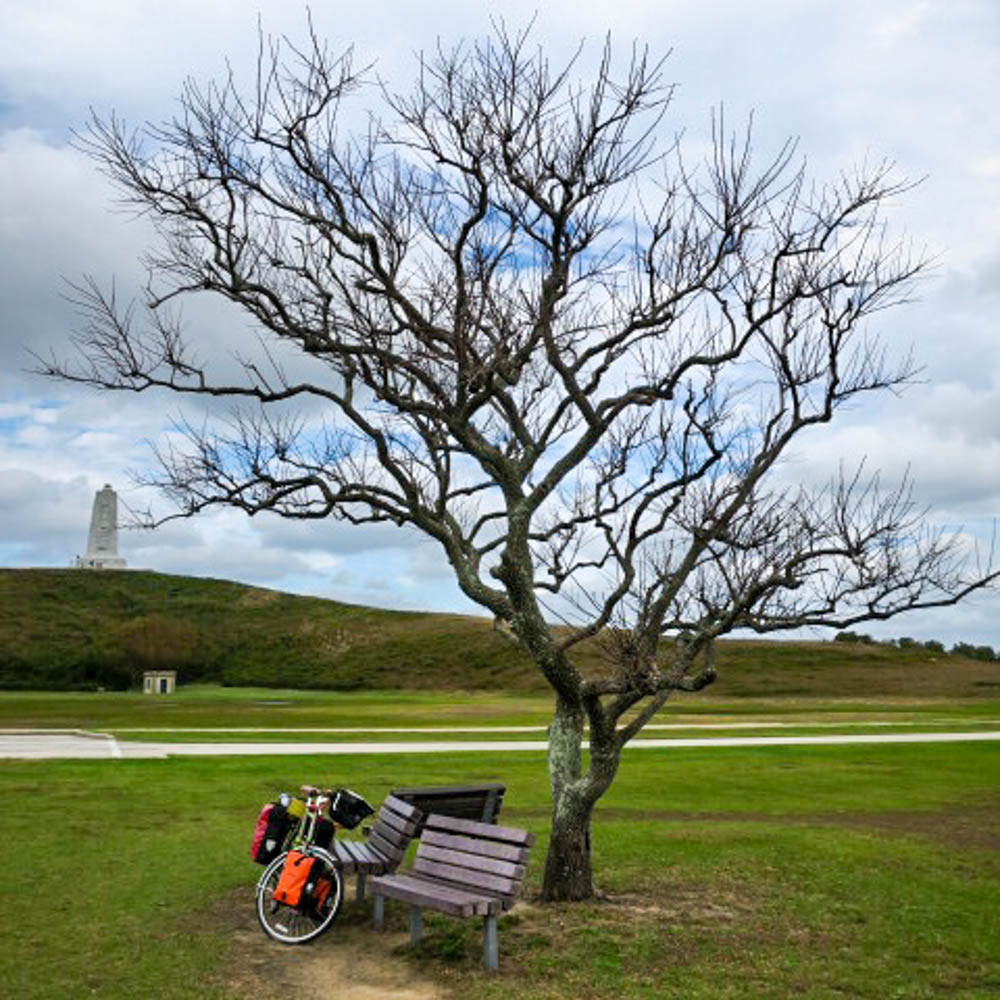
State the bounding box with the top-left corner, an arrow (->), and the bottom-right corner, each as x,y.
1,0 -> 997,646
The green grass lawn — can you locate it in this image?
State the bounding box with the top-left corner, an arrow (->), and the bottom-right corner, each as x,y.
0,686 -> 557,730
4,685 -> 1000,737
1,741 -> 998,999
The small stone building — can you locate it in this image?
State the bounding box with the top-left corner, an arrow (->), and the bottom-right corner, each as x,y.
143,670 -> 177,695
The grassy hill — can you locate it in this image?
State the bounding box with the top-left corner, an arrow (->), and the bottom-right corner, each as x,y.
1,568 -> 998,697
0,569 -> 545,692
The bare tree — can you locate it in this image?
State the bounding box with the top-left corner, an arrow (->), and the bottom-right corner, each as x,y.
44,25 -> 995,900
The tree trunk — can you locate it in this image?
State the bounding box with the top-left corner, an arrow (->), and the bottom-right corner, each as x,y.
541,783 -> 596,901
540,695 -> 617,901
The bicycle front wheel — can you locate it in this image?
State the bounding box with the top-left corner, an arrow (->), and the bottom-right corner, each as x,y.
255,848 -> 343,945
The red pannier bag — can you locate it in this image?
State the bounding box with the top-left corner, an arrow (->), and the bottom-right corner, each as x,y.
250,802 -> 290,864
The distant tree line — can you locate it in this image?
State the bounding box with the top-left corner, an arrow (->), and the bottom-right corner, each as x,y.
833,631 -> 998,661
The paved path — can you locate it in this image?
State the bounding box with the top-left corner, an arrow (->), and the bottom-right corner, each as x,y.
2,730 -> 999,760
0,730 -> 123,759
108,719 -> 1000,733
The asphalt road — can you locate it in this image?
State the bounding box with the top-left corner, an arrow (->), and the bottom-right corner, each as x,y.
2,729 -> 1000,759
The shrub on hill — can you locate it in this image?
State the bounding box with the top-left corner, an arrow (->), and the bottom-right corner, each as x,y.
0,569 -> 546,692
951,642 -> 997,662
1,569 -> 998,695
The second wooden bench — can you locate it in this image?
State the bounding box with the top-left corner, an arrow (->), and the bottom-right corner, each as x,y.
370,812 -> 534,971
389,783 -> 505,832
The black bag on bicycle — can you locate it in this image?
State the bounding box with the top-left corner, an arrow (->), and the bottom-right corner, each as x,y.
328,788 -> 374,830
312,816 -> 336,850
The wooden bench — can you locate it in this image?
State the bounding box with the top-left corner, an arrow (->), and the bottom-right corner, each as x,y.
327,794 -> 423,901
370,812 -> 535,971
389,783 -> 505,832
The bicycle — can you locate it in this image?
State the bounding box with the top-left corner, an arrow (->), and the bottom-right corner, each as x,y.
255,784 -> 373,945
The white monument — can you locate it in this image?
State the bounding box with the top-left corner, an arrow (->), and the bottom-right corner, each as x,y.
75,484 -> 127,569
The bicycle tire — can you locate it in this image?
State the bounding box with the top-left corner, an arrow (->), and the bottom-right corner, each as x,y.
255,847 -> 343,945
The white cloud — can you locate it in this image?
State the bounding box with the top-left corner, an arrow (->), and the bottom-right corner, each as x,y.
1,1 -> 998,645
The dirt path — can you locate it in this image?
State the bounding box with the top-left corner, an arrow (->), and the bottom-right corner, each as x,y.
220,889 -> 447,1000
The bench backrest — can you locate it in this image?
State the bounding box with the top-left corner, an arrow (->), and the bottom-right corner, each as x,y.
390,784 -> 506,833
412,813 -> 534,910
366,794 -> 424,869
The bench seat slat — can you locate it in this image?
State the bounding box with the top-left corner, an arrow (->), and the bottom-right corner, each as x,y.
381,794 -> 422,823
368,828 -> 405,864
329,841 -> 358,872
418,843 -> 525,881
424,814 -> 535,847
420,829 -> 530,865
357,838 -> 398,871
376,804 -> 420,839
359,842 -> 392,865
403,797 -> 489,819
334,840 -> 373,871
337,840 -> 362,862
371,873 -> 499,917
371,818 -> 410,850
411,856 -> 520,899
345,840 -> 389,872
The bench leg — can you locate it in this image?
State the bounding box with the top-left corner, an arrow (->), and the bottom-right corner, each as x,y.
409,905 -> 422,945
356,872 -> 367,902
483,913 -> 499,972
373,894 -> 384,931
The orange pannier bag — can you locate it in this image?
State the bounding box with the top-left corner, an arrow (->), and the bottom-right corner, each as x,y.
274,851 -> 312,908
312,874 -> 332,911
274,850 -> 331,911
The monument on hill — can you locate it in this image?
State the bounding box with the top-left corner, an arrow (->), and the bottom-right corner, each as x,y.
75,484 -> 127,569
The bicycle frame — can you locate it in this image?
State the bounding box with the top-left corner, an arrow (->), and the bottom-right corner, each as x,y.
288,787 -> 338,848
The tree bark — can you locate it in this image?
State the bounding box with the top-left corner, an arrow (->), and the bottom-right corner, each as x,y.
542,782 -> 597,901
541,694 -> 618,901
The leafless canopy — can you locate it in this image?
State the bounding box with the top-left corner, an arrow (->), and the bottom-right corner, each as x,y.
49,25 -> 994,736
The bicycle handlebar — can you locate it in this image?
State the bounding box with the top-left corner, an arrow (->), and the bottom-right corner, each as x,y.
299,784 -> 333,798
